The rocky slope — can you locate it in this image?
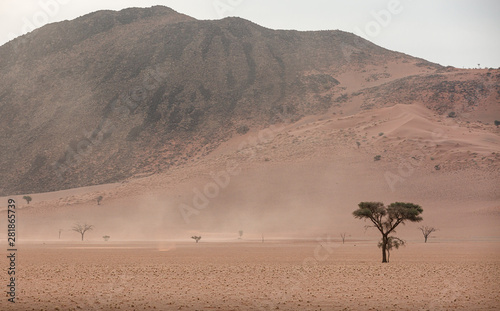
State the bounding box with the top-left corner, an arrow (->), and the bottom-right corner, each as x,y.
0,5 -> 498,195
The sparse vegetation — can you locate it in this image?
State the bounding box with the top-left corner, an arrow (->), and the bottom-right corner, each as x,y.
495,120 -> 500,128
448,111 -> 457,118
238,230 -> 243,239
340,232 -> 348,244
72,223 -> 94,241
418,226 -> 438,243
102,235 -> 110,241
356,141 -> 361,148
353,202 -> 423,263
374,155 -> 381,161
23,195 -> 32,204
191,236 -> 201,243
97,195 -> 103,205
377,237 -> 405,262
334,93 -> 348,103
378,132 -> 384,136
434,164 -> 441,170
236,125 -> 250,135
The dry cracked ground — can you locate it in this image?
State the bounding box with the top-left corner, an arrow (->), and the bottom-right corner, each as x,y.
1,240 -> 499,310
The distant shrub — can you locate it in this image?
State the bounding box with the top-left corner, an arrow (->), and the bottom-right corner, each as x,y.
448,111 -> 457,118
374,155 -> 381,161
334,94 -> 348,103
102,235 -> 110,241
291,115 -> 304,123
378,132 -> 384,136
236,125 -> 249,135
191,236 -> 201,243
495,120 -> 500,127
434,164 -> 441,170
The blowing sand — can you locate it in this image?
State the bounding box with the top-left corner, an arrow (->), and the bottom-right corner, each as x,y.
1,102 -> 498,310
1,240 -> 499,310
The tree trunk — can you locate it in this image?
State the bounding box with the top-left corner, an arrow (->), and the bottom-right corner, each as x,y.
424,235 -> 428,243
81,233 -> 84,241
382,235 -> 388,263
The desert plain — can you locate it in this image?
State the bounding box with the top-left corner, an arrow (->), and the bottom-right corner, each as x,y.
1,239 -> 499,310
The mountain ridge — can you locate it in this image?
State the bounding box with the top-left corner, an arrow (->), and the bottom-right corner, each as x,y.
0,6 -> 498,196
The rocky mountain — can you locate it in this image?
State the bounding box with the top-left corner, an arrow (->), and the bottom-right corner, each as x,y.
0,5 -> 498,196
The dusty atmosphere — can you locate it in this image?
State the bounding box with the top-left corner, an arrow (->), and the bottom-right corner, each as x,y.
1,98 -> 499,309
1,3 -> 499,311
1,241 -> 499,310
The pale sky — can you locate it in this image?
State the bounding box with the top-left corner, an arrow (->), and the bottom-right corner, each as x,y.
1,0 -> 499,68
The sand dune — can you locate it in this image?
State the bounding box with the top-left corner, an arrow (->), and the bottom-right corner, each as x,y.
0,103 -> 498,310
0,103 -> 497,243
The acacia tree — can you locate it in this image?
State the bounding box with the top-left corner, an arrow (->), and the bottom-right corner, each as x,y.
419,226 -> 437,243
191,236 -> 201,243
23,196 -> 32,204
353,202 -> 423,263
72,223 -> 94,241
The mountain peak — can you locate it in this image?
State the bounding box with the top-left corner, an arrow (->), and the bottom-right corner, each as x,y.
0,6 -> 497,195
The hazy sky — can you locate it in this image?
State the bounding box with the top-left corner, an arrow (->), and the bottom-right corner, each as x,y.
1,0 -> 499,68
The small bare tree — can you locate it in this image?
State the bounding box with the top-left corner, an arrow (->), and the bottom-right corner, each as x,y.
102,235 -> 110,241
191,236 -> 201,243
238,230 -> 243,239
340,232 -> 347,244
97,195 -> 103,205
72,223 -> 94,241
419,226 -> 438,243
